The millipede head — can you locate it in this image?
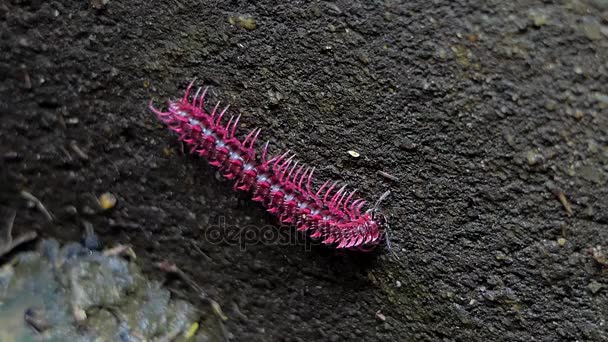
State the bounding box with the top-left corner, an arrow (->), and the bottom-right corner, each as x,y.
367,190 -> 391,249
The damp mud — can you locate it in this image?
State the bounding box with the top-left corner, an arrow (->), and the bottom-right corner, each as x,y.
1,0 -> 607,341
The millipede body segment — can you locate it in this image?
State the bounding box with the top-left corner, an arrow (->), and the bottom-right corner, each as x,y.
150,81 -> 386,251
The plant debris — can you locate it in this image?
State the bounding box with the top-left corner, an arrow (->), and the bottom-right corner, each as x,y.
229,15 -> 257,30
0,238 -> 227,341
20,191 -> 54,222
551,188 -> 573,216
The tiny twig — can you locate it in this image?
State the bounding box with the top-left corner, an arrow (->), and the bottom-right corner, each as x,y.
20,191 -> 54,221
190,242 -> 213,262
69,141 -> 89,161
552,188 -> 573,216
156,261 -> 228,321
378,171 -> 399,182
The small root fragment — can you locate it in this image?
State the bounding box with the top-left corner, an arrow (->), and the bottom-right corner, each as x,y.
103,244 -> 136,259
551,188 -> 573,216
69,141 -> 89,161
378,171 -> 399,182
20,190 -> 55,221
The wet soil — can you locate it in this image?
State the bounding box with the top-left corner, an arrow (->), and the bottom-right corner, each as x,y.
1,0 -> 608,341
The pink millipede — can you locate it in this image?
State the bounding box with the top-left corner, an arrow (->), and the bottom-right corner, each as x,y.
150,80 -> 389,251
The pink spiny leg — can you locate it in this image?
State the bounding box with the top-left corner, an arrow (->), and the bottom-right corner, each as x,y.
181,79 -> 196,103
335,237 -> 347,249
242,128 -> 257,149
342,190 -> 358,213
271,150 -> 292,172
242,128 -> 261,158
237,169 -> 257,191
281,198 -> 297,224
314,178 -> 329,198
268,191 -> 285,215
198,135 -> 215,157
223,115 -> 234,136
149,101 -> 170,120
322,181 -> 339,203
229,114 -> 241,138
210,146 -> 230,168
354,201 -> 367,216
334,189 -> 349,211
347,237 -> 360,248
252,181 -> 270,203
198,87 -> 209,109
279,155 -> 296,177
285,161 -> 299,183
246,129 -> 261,155
291,164 -> 305,185
297,167 -> 311,192
279,159 -> 297,182
224,158 -> 243,180
277,159 -> 292,182
347,199 -> 363,218
310,230 -> 322,239
215,105 -> 230,127
210,101 -> 221,121
354,235 -> 365,246
261,141 -> 270,163
322,234 -> 336,244
191,87 -> 202,107
329,185 -> 347,210
305,167 -> 316,194
338,234 -> 355,249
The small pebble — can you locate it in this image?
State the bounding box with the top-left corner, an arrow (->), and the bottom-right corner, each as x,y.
90,0 -> 109,9
229,15 -> 256,30
587,281 -> 603,294
375,310 -> 386,322
98,192 -> 117,210
357,53 -> 370,65
399,138 -> 417,151
73,307 -> 87,322
64,205 -> 78,216
581,21 -> 602,40
530,13 -> 547,27
557,238 -> 566,247
66,118 -> 79,125
526,150 -> 543,165
347,150 -> 360,158
3,151 -> 22,161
